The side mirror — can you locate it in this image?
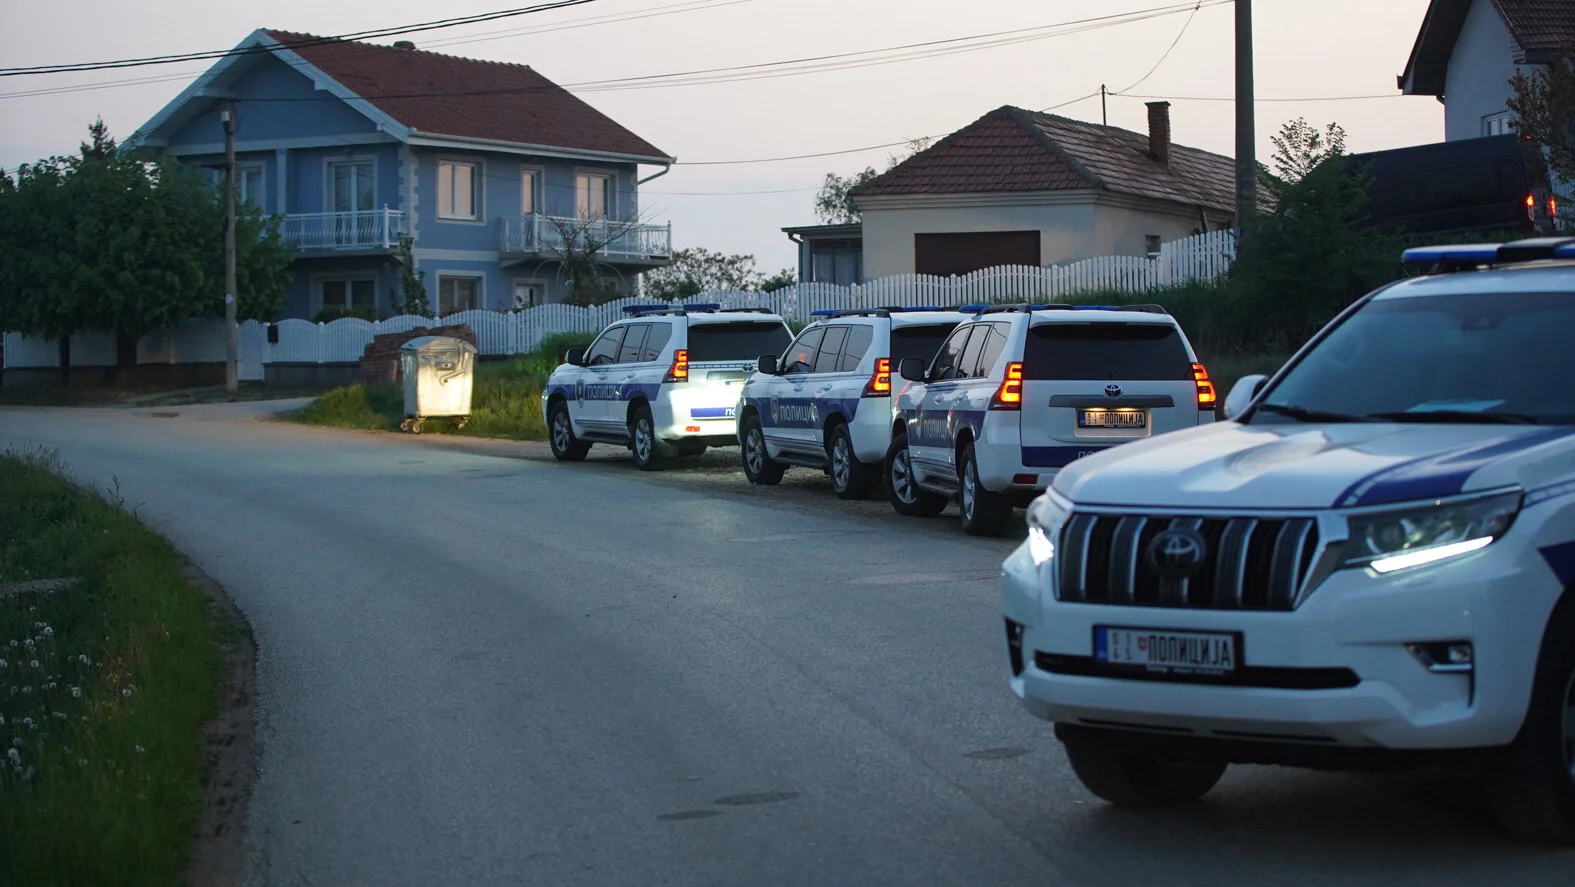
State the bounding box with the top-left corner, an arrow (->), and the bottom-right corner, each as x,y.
898,357 -> 926,383
564,348 -> 586,367
1222,374 -> 1268,420
756,354 -> 778,375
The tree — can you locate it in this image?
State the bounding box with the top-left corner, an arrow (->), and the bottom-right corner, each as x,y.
641,247 -> 764,301
0,121 -> 294,384
1507,41 -> 1575,183
759,268 -> 797,292
541,214 -> 651,307
813,137 -> 931,224
388,232 -> 430,315
1264,118 -> 1347,189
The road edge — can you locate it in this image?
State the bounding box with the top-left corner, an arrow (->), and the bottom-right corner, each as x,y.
181,556 -> 259,887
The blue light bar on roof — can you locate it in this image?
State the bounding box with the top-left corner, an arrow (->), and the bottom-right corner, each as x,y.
1073,305 -> 1117,310
1556,242 -> 1575,259
682,303 -> 721,311
958,304 -> 990,312
622,304 -> 671,314
897,305 -> 944,312
809,309 -> 838,316
1400,244 -> 1502,265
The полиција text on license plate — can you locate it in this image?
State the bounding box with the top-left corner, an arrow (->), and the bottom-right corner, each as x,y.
1094,627 -> 1238,675
1078,409 -> 1147,429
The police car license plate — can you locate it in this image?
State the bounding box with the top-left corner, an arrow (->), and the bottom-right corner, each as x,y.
1078,409 -> 1146,429
1095,626 -> 1238,675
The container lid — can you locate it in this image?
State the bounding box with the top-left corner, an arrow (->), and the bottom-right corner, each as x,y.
400,335 -> 478,353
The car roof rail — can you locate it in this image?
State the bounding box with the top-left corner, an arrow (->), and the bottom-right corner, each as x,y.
717,307 -> 775,314
979,303 -> 1078,315
1115,303 -> 1169,314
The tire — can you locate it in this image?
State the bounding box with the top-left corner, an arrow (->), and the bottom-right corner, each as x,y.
958,443 -> 1011,537
1062,727 -> 1228,808
740,415 -> 786,485
1485,601 -> 1575,845
548,401 -> 590,462
629,403 -> 664,472
885,431 -> 947,517
827,423 -> 877,500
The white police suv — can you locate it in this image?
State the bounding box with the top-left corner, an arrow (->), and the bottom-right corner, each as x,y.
542,304 -> 792,470
1000,237 -> 1575,844
887,303 -> 1217,536
736,307 -> 971,498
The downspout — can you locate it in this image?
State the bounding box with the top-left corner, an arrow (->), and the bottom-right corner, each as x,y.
637,164 -> 672,186
787,231 -> 806,282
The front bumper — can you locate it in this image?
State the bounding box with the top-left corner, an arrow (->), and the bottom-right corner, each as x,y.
1000,537 -> 1552,751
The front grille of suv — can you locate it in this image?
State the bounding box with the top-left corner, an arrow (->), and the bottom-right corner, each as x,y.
1055,513 -> 1325,611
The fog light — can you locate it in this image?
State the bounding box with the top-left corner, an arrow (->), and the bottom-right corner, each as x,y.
1005,618 -> 1025,677
1407,640 -> 1473,674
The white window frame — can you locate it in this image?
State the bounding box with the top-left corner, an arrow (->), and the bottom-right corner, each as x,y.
211,163 -> 266,209
314,275 -> 378,315
325,156 -> 377,215
575,169 -> 615,220
511,278 -> 547,309
436,274 -> 485,315
437,159 -> 482,222
1483,111 -> 1514,137
521,166 -> 542,216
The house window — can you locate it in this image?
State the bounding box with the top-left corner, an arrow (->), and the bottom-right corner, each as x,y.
438,276 -> 481,314
1144,234 -> 1162,257
320,278 -> 375,310
438,161 -> 479,220
1483,112 -> 1514,137
576,173 -> 612,219
512,279 -> 544,309
212,164 -> 265,208
521,169 -> 539,215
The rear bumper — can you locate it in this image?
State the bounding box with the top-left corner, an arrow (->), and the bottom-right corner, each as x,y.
653,385 -> 739,441
849,401 -> 895,463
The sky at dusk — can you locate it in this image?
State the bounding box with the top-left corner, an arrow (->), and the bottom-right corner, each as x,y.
0,0 -> 1445,271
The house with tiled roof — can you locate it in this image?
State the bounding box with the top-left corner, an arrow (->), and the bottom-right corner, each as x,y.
1399,0 -> 1575,141
847,103 -> 1244,280
126,28 -> 674,318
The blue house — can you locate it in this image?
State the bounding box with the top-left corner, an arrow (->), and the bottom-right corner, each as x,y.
125,29 -> 675,319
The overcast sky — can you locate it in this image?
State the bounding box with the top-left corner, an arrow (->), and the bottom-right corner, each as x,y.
0,0 -> 1442,272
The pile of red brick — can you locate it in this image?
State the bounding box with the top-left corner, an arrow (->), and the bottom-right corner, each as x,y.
358,324 -> 477,386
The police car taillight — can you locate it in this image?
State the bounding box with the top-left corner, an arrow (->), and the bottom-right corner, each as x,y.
1526,194 -> 1537,227
664,349 -> 689,383
1192,362 -> 1216,410
989,362 -> 1023,410
862,358 -> 892,398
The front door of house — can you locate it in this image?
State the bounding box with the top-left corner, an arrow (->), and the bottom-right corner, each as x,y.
329,161 -> 375,245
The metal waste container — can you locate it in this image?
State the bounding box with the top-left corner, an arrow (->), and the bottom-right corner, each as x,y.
398,336 -> 476,433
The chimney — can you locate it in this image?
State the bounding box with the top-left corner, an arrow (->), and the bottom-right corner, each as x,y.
393,40 -> 416,51
1146,101 -> 1171,166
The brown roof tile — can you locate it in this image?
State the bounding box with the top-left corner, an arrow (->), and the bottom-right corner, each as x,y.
853,106 -> 1246,215
1495,0 -> 1575,50
263,30 -> 671,161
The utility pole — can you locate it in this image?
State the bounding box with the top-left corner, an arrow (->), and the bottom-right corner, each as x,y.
1100,84 -> 1108,126
1234,0 -> 1256,241
221,100 -> 238,394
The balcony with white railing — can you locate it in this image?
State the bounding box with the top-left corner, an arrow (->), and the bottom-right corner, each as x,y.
499,213 -> 672,264
278,208 -> 408,252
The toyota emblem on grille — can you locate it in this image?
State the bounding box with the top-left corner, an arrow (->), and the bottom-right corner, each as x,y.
1146,528 -> 1207,580
1104,384 -> 1122,398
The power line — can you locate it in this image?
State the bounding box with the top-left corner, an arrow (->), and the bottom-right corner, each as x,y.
1117,1 -> 1200,94
0,0 -> 608,77
1114,91 -> 1406,102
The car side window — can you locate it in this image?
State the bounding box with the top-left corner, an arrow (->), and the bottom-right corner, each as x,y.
956,325 -> 988,379
838,325 -> 874,371
584,326 -> 626,366
929,326 -> 974,381
640,323 -> 673,362
617,323 -> 650,364
782,327 -> 824,374
973,323 -> 1009,377
814,326 -> 849,374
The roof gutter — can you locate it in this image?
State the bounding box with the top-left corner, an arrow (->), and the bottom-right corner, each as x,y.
637,165 -> 671,185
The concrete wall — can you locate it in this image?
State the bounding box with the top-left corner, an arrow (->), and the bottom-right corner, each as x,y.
1445,0 -> 1530,141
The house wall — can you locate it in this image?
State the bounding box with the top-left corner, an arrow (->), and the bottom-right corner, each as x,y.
860,198 -> 1100,278
1090,199 -> 1216,260
1445,0 -> 1530,141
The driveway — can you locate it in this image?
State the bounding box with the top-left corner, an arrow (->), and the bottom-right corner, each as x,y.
2,402 -> 1570,886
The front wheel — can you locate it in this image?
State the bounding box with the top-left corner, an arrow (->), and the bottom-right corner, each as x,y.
741,415 -> 786,485
548,402 -> 591,462
629,403 -> 664,472
827,423 -> 877,500
1062,727 -> 1227,808
885,432 -> 947,517
959,443 -> 1011,537
1485,603 -> 1575,845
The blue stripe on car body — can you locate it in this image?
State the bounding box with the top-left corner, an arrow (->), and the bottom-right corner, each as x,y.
1338,428 -> 1575,507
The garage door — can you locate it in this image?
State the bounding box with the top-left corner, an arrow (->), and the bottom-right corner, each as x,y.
914,231 -> 1040,276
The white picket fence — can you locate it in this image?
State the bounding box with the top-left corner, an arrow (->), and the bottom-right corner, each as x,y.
2,229 -> 1235,382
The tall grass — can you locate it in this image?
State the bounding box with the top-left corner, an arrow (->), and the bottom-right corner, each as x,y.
0,449 -> 226,885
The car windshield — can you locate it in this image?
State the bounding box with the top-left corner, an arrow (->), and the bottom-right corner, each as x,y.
686,321 -> 792,362
1254,289 -> 1575,425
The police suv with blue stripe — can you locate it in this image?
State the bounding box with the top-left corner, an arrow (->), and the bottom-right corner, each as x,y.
1001,237 -> 1575,844
887,303 -> 1218,536
736,307 -> 971,498
543,304 -> 792,470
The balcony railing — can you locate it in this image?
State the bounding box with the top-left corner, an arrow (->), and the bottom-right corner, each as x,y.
499,213 -> 672,261
279,209 -> 407,251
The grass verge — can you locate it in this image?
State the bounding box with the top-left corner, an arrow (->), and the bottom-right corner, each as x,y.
0,448 -> 228,885
286,331 -> 593,442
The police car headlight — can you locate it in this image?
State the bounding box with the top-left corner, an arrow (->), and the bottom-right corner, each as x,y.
1025,491 -> 1071,567
1341,490 -> 1522,574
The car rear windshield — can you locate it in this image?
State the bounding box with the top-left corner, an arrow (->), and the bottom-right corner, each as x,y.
1023,322 -> 1193,381
686,321 -> 792,362
891,324 -> 958,365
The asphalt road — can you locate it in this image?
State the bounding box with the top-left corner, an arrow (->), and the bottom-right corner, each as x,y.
3,402 -> 1572,886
